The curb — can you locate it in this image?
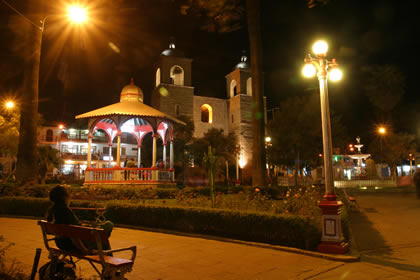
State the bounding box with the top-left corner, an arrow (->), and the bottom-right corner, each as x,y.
114,223 -> 360,263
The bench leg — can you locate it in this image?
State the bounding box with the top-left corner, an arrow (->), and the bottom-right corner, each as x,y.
103,266 -> 131,280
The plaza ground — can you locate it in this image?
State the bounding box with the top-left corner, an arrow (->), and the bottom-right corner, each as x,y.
1,192 -> 420,279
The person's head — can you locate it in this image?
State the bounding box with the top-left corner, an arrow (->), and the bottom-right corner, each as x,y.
49,185 -> 70,205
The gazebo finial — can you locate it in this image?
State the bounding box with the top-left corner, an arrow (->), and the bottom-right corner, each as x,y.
130,77 -> 134,85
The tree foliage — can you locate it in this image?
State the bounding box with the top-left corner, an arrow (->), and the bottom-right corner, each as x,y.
0,110 -> 20,156
189,128 -> 237,167
368,132 -> 416,169
37,146 -> 62,184
267,94 -> 348,169
363,65 -> 405,114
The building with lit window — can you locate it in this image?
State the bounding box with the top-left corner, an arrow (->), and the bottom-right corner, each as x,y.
152,43 -> 266,170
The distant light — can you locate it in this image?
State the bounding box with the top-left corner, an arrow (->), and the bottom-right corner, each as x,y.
329,68 -> 342,81
68,5 -> 87,23
239,156 -> 246,168
319,153 -> 323,157
58,124 -> 65,129
302,64 -> 316,78
5,101 -> 14,109
313,40 -> 328,56
378,127 -> 386,135
349,144 -> 353,148
108,42 -> 120,53
265,136 -> 271,143
65,160 -> 74,164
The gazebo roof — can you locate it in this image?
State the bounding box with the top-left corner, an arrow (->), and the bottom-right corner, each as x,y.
75,101 -> 185,125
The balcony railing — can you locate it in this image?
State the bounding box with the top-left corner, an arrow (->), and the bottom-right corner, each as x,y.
84,167 -> 174,184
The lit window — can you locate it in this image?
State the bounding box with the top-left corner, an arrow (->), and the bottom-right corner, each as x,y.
201,104 -> 213,123
156,68 -> 161,87
246,77 -> 252,96
230,79 -> 237,97
170,65 -> 184,85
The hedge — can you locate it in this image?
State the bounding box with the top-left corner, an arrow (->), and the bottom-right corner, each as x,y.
0,196 -> 321,250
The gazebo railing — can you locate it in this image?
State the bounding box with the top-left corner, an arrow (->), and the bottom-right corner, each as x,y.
85,167 -> 174,184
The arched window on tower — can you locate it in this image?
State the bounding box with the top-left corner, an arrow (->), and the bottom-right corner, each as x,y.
46,129 -> 53,142
246,77 -> 252,96
156,68 -> 161,87
170,65 -> 184,85
201,104 -> 213,123
230,80 -> 237,97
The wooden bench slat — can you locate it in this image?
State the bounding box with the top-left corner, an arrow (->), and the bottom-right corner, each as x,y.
50,248 -> 133,268
39,221 -> 109,245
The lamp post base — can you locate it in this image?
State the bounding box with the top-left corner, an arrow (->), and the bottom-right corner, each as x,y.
318,195 -> 349,254
318,241 -> 349,254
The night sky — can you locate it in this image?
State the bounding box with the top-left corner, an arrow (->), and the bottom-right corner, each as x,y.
1,0 -> 419,143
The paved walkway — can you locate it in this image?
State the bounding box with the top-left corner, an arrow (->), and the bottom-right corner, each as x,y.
1,199 -> 420,280
349,192 -> 420,275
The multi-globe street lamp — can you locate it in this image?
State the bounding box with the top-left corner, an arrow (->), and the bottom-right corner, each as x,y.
302,40 -> 348,254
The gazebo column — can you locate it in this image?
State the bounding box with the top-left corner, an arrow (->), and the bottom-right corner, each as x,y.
137,146 -> 141,168
170,140 -> 174,181
170,140 -> 174,169
108,144 -> 112,166
152,134 -> 157,167
116,131 -> 121,167
163,143 -> 167,169
87,133 -> 92,168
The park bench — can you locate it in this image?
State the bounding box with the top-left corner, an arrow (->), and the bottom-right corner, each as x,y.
343,189 -> 359,211
38,220 -> 137,280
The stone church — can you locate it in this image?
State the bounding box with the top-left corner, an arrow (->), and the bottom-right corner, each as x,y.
151,43 -> 265,169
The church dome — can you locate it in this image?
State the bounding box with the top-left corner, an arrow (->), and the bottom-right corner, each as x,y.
120,78 -> 144,103
235,54 -> 250,69
161,43 -> 184,57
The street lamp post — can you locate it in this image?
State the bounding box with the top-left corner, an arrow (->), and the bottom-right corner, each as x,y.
377,126 -> 386,163
303,40 -> 348,254
13,4 -> 88,182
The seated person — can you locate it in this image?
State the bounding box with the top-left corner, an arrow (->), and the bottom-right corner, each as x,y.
45,185 -> 113,254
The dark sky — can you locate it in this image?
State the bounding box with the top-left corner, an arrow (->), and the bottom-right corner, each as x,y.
1,0 -> 419,142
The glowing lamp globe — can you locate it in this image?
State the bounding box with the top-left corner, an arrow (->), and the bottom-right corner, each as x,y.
302,64 -> 316,78
313,40 -> 328,56
68,6 -> 87,23
329,68 -> 342,81
378,127 -> 386,135
265,136 -> 271,143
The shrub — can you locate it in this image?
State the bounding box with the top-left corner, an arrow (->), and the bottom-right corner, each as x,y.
0,197 -> 321,250
104,202 -> 321,250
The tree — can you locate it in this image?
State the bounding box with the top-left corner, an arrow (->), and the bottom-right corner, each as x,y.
172,115 -> 195,184
37,146 -> 62,184
0,109 -> 20,157
189,128 -> 237,167
267,95 -> 348,173
11,3 -> 43,184
363,65 -> 405,117
368,132 -> 416,179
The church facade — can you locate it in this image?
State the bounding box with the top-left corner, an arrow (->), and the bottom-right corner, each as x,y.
151,43 -> 265,169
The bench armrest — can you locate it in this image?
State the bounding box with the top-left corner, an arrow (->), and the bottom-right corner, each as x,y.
95,246 -> 137,261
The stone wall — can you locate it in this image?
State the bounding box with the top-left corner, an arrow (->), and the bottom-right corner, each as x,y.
152,83 -> 194,118
193,96 -> 229,138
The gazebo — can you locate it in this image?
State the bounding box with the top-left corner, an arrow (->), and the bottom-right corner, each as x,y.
76,78 -> 184,185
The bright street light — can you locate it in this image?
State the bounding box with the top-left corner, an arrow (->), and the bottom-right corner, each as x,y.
329,68 -> 343,81
312,40 -> 328,56
378,126 -> 386,135
5,101 -> 15,109
68,5 -> 88,23
302,40 -> 348,254
302,64 -> 316,78
265,136 -> 271,143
